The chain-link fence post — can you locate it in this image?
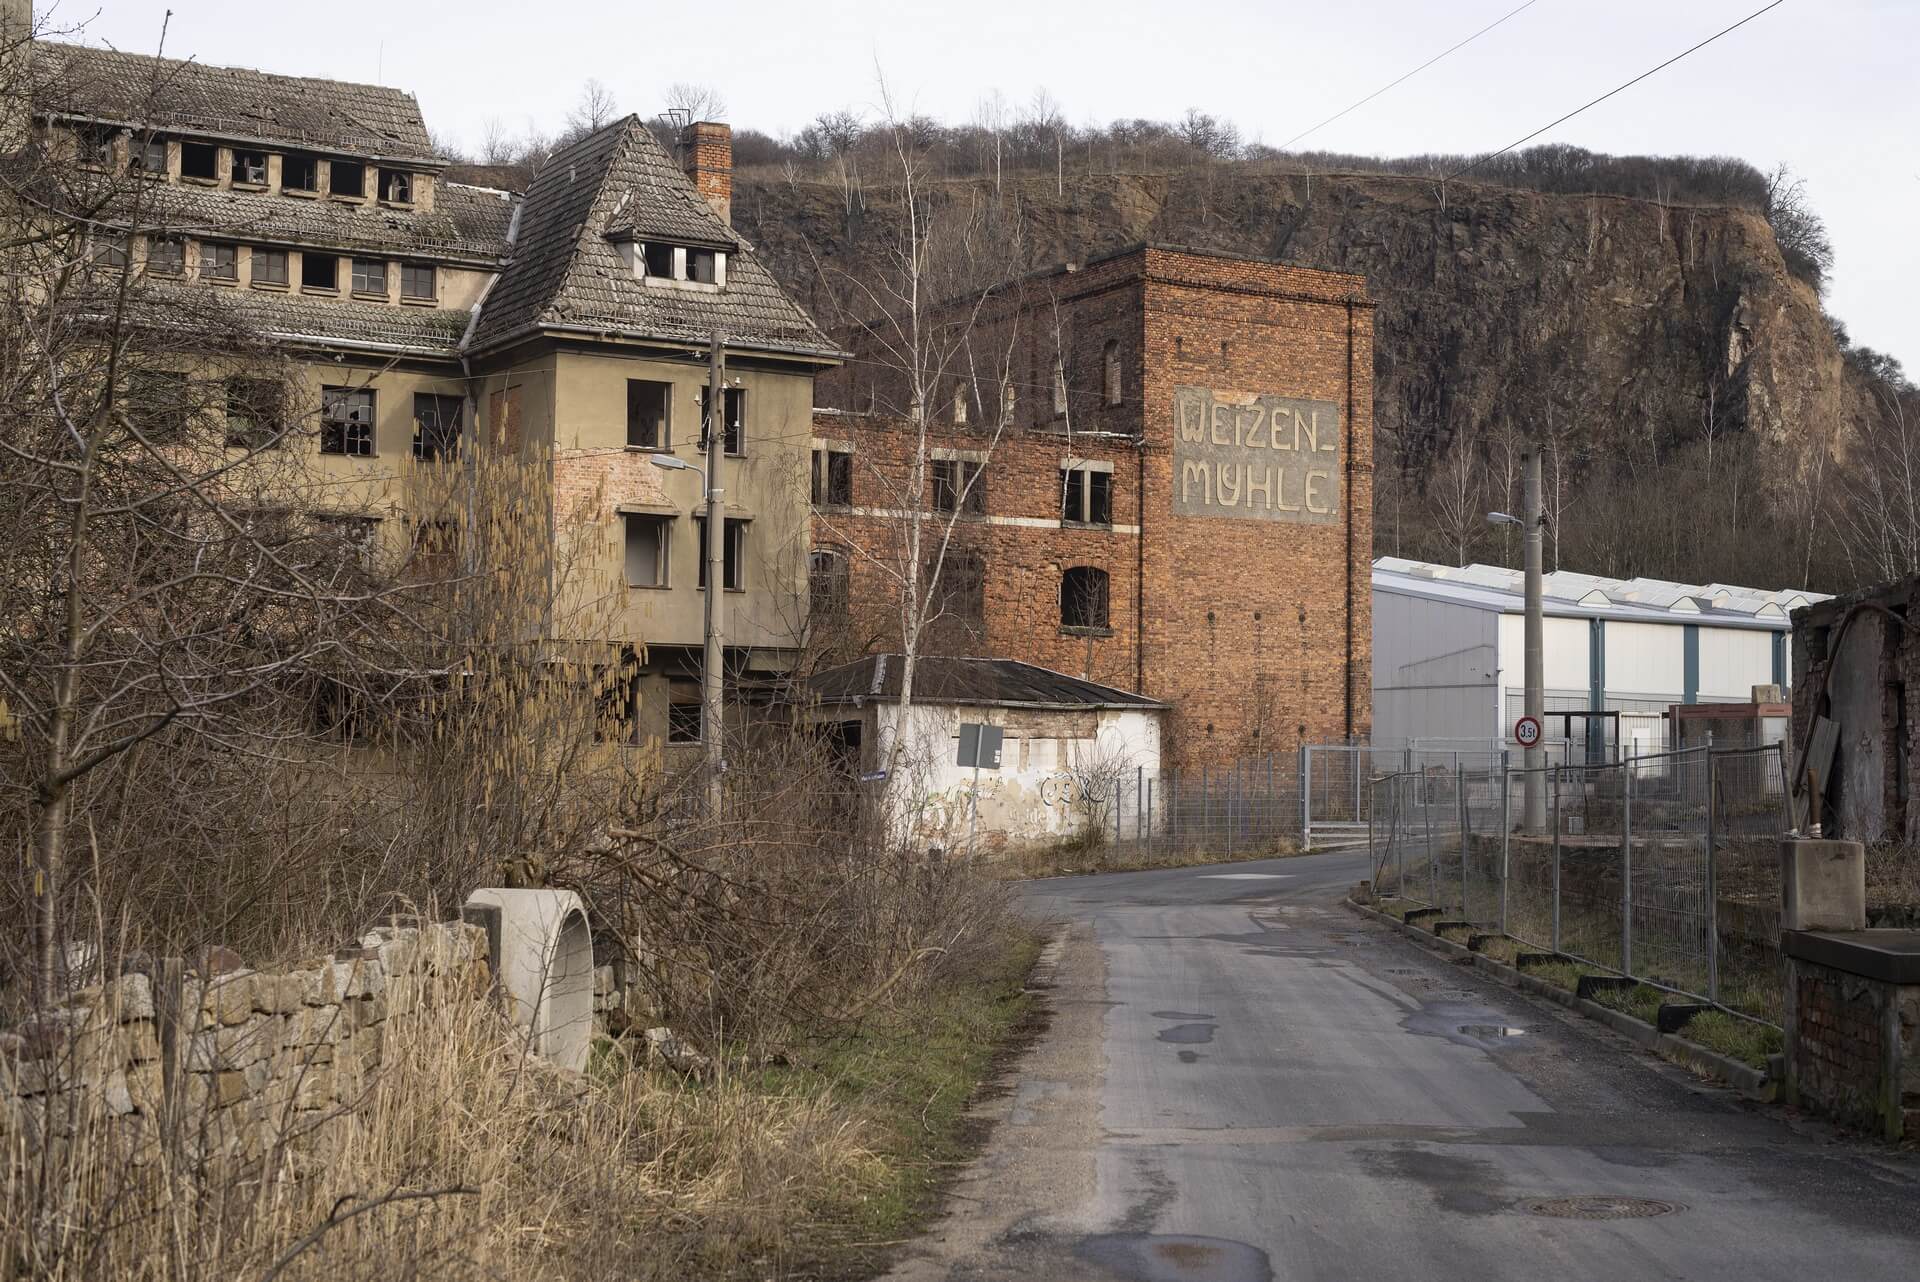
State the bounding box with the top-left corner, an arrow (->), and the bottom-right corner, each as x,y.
1622,752 -> 1635,976
1458,757 -> 1471,918
1706,737 -> 1719,1004
1500,750 -> 1511,936
1551,765 -> 1562,953
1424,768 -> 1437,904
1298,745 -> 1310,851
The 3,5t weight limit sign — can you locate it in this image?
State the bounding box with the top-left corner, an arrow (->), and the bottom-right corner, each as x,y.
1513,716 -> 1542,748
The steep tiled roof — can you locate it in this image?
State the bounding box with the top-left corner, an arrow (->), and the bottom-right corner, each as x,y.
33,42 -> 437,162
139,282 -> 473,354
111,181 -> 514,262
469,117 -> 837,359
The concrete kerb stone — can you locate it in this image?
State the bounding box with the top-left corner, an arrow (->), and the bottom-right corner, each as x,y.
1345,896 -> 1774,1101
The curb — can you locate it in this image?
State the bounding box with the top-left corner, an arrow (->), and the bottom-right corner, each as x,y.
1344,897 -> 1773,1101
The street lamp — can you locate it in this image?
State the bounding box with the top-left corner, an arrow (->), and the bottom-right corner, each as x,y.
650,452 -> 724,805
1489,451 -> 1545,833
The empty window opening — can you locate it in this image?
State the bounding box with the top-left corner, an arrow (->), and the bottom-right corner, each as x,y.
321,386 -> 375,456
1060,465 -> 1113,526
400,262 -> 435,300
696,516 -> 746,591
929,549 -> 986,625
626,379 -> 670,449
1061,566 -> 1111,631
331,160 -> 366,198
623,514 -> 671,588
301,252 -> 339,291
951,381 -> 969,425
811,446 -> 853,507
317,514 -> 379,570
129,134 -> 167,174
75,124 -> 115,167
809,547 -> 849,617
126,369 -> 191,442
412,393 -> 462,461
231,149 -> 268,185
251,248 -> 289,288
180,140 -> 219,181
200,241 -> 239,282
699,386 -> 744,455
351,257 -> 387,295
89,233 -> 128,270
379,168 -> 414,203
145,237 -> 185,276
667,688 -> 703,744
687,247 -> 717,283
594,663 -> 641,745
932,458 -> 986,515
225,377 -> 282,449
1103,339 -> 1122,406
642,242 -> 674,278
1052,359 -> 1068,418
283,152 -> 319,191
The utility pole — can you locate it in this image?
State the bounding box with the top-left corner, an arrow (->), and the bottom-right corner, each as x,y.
1522,447 -> 1546,833
704,331 -> 726,814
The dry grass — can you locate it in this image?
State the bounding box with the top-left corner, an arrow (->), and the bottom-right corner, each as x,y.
1,925 -> 1039,1281
1000,839 -> 1303,881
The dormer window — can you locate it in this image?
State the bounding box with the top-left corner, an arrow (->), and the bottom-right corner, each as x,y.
641,243 -> 674,278
687,248 -> 717,284
75,124 -> 115,168
180,140 -> 218,182
231,149 -> 268,187
331,160 -> 366,199
630,241 -> 727,288
284,153 -> 320,193
379,169 -> 414,204
129,134 -> 167,175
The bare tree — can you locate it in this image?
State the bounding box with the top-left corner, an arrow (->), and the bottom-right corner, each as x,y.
661,82 -> 727,124
1765,164 -> 1834,291
566,78 -> 619,136
1424,431 -> 1485,566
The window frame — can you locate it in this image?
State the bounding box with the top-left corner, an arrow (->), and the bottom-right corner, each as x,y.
695,515 -> 747,591
251,247 -> 289,289
622,512 -> 672,589
351,257 -> 388,296
200,241 -> 239,283
301,251 -> 339,293
625,379 -> 672,450
179,140 -> 219,182
378,168 -> 415,205
932,457 -> 986,516
808,545 -> 850,618
126,369 -> 191,443
330,160 -> 367,199
283,152 -> 320,193
225,377 -> 283,450
667,697 -> 703,744
320,385 -> 375,457
129,133 -> 167,176
230,149 -> 269,187
411,393 -> 463,462
811,446 -> 853,508
144,236 -> 185,277
399,261 -> 436,302
1060,565 -> 1112,633
928,547 -> 986,626
1059,464 -> 1115,527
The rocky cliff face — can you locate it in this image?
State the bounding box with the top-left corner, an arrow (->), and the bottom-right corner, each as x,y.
735,167 -> 1883,588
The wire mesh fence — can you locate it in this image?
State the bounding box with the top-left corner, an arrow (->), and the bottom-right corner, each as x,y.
1370,742 -> 1790,1026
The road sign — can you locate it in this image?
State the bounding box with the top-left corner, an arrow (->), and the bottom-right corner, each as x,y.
1514,715 -> 1542,748
956,723 -> 1004,770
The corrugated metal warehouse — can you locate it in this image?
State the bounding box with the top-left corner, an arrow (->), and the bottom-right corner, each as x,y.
1371,558 -> 1823,759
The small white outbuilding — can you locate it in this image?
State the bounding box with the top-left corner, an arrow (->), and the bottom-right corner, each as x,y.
807,655 -> 1165,853
1371,558 -> 1823,760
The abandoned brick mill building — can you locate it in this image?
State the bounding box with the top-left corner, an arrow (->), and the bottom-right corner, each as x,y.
811,246 -> 1375,770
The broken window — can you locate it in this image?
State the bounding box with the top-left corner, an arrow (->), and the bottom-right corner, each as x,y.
412,393 -> 462,461
695,516 -> 746,591
283,152 -> 319,192
321,386 -> 375,456
1060,464 -> 1113,526
351,258 -> 387,294
301,252 -> 338,292
1060,566 -> 1110,631
180,140 -> 219,181
667,687 -> 703,744
626,379 -> 670,449
1103,339 -> 1122,406
642,242 -> 674,278
129,134 -> 167,174
231,149 -> 268,186
316,514 -> 379,570
809,546 -> 849,618
330,160 -> 366,198
75,124 -> 115,167
251,248 -> 289,288
225,377 -> 283,449
400,262 -> 435,300
698,386 -> 744,455
811,446 -> 853,507
378,168 -> 414,204
623,514 -> 671,588
929,548 -> 986,625
126,369 -> 191,442
144,237 -> 185,276
932,458 -> 986,516
200,241 -> 239,282
89,233 -> 129,270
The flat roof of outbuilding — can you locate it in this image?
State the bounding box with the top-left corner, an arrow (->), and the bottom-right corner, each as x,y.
809,655 -> 1164,711
1372,558 -> 1825,632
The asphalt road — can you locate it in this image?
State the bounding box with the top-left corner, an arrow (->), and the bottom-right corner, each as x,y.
884,850 -> 1920,1281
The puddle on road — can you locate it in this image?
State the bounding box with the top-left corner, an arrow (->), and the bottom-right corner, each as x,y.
1157,1023 -> 1216,1045
1401,1002 -> 1530,1049
1151,1011 -> 1216,1022
1177,1050 -> 1204,1064
1457,1024 -> 1527,1039
1077,1232 -> 1273,1282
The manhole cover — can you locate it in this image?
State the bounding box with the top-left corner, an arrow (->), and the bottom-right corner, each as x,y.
1523,1195 -> 1683,1220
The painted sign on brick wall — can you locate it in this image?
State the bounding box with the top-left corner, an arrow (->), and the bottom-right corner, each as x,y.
1171,386 -> 1341,525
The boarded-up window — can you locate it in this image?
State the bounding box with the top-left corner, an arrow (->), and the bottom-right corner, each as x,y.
487,385 -> 522,453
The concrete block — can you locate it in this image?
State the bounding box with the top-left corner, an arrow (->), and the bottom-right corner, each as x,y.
464,889 -> 594,1073
1782,839 -> 1867,931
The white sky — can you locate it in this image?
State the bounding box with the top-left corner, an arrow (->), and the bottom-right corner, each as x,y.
61,0 -> 1920,371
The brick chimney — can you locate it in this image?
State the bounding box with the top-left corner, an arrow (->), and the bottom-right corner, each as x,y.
681,121 -> 731,226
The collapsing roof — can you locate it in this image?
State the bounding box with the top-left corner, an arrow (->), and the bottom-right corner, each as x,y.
1372,557 -> 1824,630
810,655 -> 1163,711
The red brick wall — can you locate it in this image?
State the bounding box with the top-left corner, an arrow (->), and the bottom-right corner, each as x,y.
816,245 -> 1373,770
683,122 -> 731,224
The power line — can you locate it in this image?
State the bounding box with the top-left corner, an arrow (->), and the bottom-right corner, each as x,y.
1275,0 -> 1548,154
